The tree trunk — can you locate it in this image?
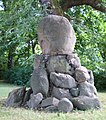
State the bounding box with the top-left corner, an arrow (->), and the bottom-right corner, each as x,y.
39,0 -> 106,13
50,0 -> 64,15
31,40 -> 37,54
27,41 -> 30,58
7,50 -> 14,69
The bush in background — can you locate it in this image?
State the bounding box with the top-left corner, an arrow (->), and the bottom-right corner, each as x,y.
4,65 -> 33,87
94,62 -> 106,91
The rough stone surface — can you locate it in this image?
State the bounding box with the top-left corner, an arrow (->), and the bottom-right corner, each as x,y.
5,87 -> 26,107
50,72 -> 76,89
22,88 -> 33,106
27,93 -> 43,109
58,98 -> 73,113
34,54 -> 49,69
78,81 -> 97,97
87,70 -> 94,85
38,15 -> 76,55
52,86 -> 72,100
5,15 -> 101,112
72,96 -> 101,110
41,97 -> 59,108
75,66 -> 90,83
67,54 -> 81,68
30,68 -> 49,96
47,55 -> 73,75
44,105 -> 58,112
70,87 -> 79,97
34,55 -> 45,69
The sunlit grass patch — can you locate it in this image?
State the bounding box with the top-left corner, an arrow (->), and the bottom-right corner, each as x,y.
0,83 -> 106,120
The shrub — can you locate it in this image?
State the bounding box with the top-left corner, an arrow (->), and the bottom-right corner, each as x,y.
4,66 -> 33,86
94,62 -> 106,91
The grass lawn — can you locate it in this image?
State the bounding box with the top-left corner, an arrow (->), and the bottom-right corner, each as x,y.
0,83 -> 21,98
0,83 -> 106,120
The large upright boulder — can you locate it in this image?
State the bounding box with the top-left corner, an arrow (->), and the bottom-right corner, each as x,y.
38,15 -> 76,55
30,68 -> 49,96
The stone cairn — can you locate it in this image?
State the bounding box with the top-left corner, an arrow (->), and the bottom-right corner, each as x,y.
5,15 -> 101,113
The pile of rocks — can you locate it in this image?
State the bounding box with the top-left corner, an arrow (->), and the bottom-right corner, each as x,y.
5,15 -> 101,113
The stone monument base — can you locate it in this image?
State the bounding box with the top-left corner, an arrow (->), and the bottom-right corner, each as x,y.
5,15 -> 101,113
5,54 -> 101,112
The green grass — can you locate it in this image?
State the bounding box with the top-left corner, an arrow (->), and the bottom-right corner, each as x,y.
0,83 -> 106,120
0,83 -> 20,98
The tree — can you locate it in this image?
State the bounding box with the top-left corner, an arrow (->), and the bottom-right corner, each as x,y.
39,0 -> 106,90
0,0 -> 42,82
39,0 -> 106,15
0,0 -> 106,89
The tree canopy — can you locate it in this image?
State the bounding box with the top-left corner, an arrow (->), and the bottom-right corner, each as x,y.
0,0 -> 106,90
39,0 -> 106,16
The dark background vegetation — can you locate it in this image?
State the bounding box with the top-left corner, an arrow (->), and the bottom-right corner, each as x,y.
0,0 -> 106,90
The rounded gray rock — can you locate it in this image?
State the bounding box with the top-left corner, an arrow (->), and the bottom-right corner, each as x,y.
78,81 -> 97,97
58,98 -> 73,113
50,72 -> 76,89
67,54 -> 81,68
41,97 -> 59,108
27,93 -> 43,109
70,87 -> 79,97
38,15 -> 76,55
5,87 -> 26,107
75,66 -> 90,83
52,86 -> 72,100
46,55 -> 72,75
71,96 -> 101,110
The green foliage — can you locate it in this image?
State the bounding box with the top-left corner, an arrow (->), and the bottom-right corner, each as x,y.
0,83 -> 106,120
67,6 -> 106,90
94,62 -> 106,91
0,0 -> 42,80
4,65 -> 33,86
0,1 -> 106,90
